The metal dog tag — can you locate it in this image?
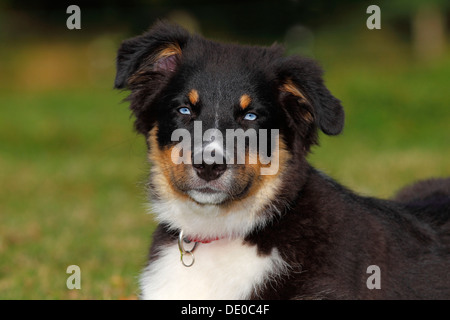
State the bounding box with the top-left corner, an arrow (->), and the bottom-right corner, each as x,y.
178,230 -> 198,267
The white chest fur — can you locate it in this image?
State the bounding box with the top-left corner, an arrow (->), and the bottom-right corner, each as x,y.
140,239 -> 287,300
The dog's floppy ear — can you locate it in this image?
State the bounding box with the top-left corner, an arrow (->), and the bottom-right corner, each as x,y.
275,56 -> 344,136
114,21 -> 190,89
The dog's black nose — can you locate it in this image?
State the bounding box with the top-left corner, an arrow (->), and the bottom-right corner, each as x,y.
193,161 -> 227,181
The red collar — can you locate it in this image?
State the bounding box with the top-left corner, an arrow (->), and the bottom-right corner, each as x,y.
187,236 -> 220,244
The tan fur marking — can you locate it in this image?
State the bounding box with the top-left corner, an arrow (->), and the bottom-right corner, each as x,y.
128,43 -> 182,86
302,111 -> 314,123
188,89 -> 199,105
281,79 -> 307,101
155,43 -> 182,61
240,136 -> 290,201
281,80 -> 313,123
210,134 -> 289,210
239,94 -> 252,109
148,126 -> 190,201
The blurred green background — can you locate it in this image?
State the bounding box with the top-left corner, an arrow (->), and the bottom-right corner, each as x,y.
0,0 -> 449,299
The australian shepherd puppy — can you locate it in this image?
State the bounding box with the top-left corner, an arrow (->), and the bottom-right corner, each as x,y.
114,21 -> 450,299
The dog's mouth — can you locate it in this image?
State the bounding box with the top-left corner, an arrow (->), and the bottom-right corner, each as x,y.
194,186 -> 223,194
185,176 -> 233,205
181,167 -> 254,205
187,188 -> 229,205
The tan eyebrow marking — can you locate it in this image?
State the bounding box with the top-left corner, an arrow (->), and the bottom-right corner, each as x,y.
188,89 -> 199,105
239,94 -> 252,109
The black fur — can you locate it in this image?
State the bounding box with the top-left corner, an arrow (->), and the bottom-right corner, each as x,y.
115,21 -> 450,299
245,168 -> 450,299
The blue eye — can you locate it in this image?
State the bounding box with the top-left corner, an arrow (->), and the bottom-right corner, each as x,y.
178,107 -> 191,115
243,112 -> 257,121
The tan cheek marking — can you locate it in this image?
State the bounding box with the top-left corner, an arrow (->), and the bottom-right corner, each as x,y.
231,136 -> 290,203
147,126 -> 190,200
188,89 -> 199,105
239,94 -> 252,109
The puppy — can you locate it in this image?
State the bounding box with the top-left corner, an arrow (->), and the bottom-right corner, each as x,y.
114,21 -> 450,299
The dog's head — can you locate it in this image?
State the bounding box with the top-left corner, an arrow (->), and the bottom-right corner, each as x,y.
115,21 -> 344,238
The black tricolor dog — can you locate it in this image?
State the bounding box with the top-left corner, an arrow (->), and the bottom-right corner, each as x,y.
115,21 -> 450,299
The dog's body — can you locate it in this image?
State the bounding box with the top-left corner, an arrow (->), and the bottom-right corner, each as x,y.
115,22 -> 450,299
139,170 -> 450,300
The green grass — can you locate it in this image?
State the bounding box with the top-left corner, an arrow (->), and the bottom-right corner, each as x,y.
291,29 -> 449,199
0,88 -> 154,299
309,50 -> 450,197
0,33 -> 449,299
